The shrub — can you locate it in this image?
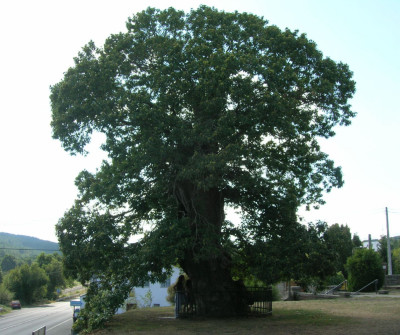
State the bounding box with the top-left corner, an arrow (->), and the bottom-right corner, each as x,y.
0,284 -> 14,305
392,248 -> 400,274
346,248 -> 384,292
3,263 -> 48,304
140,289 -> 153,308
166,284 -> 175,305
271,285 -> 281,301
325,271 -> 346,286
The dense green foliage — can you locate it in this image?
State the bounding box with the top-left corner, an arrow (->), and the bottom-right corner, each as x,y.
379,235 -> 400,274
3,263 -> 48,304
325,271 -> 346,286
1,255 -> 18,273
324,223 -> 354,276
352,234 -> 362,248
241,221 -> 360,291
346,248 -> 384,292
393,247 -> 400,274
50,5 -> 355,329
37,253 -> 70,299
0,284 -> 13,305
243,221 -> 361,292
242,222 -> 337,288
0,233 -> 68,304
2,253 -> 70,303
378,235 -> 400,266
74,281 -> 133,333
0,234 -> 65,304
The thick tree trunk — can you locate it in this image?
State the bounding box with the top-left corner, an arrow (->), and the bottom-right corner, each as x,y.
183,252 -> 249,317
175,182 -> 249,316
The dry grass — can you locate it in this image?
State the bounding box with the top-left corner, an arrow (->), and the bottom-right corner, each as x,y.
91,296 -> 400,335
60,284 -> 86,299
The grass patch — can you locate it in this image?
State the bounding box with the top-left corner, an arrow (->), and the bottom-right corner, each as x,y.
95,307 -> 176,333
0,305 -> 10,314
272,307 -> 350,326
91,297 -> 400,334
92,305 -> 348,334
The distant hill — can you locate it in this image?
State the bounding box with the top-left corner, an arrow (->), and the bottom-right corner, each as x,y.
0,232 -> 59,260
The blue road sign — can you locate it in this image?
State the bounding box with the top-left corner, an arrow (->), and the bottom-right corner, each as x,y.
70,300 -> 82,307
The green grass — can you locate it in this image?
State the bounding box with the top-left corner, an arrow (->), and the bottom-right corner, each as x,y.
90,297 -> 400,334
0,305 -> 11,314
271,308 -> 350,326
91,305 -> 347,334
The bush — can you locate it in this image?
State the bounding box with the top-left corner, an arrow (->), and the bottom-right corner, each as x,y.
166,284 -> 175,305
392,248 -> 400,274
346,248 -> 384,292
271,285 -> 281,301
325,272 -> 346,286
3,263 -> 48,303
0,284 -> 14,305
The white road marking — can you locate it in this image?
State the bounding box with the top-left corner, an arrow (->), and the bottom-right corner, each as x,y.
46,317 -> 72,332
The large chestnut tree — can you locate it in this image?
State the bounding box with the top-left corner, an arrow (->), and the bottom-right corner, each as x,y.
51,5 -> 355,326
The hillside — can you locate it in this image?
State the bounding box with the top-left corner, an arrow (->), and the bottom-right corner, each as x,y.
0,232 -> 59,260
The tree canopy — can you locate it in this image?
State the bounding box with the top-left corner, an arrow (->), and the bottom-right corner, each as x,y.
50,5 -> 355,327
346,248 -> 384,292
244,221 -> 338,290
3,263 -> 48,304
2,252 -> 70,303
324,223 -> 354,275
1,255 -> 18,273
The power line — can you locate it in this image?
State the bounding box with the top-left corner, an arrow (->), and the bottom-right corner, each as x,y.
0,247 -> 60,252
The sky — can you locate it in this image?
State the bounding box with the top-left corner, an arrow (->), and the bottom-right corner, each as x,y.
0,0 -> 399,243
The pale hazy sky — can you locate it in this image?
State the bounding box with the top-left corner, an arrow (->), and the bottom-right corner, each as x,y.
0,0 -> 399,243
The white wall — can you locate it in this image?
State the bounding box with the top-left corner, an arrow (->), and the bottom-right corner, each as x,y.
79,267 -> 182,315
117,267 -> 182,314
362,239 -> 380,251
137,267 -> 181,306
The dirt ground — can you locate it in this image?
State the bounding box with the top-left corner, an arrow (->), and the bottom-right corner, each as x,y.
92,295 -> 400,335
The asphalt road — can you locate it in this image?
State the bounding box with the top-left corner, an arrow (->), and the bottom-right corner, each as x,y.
0,301 -> 74,335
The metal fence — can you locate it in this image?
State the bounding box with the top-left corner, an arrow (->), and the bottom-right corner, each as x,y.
246,286 -> 273,316
174,290 -> 196,318
175,286 -> 272,318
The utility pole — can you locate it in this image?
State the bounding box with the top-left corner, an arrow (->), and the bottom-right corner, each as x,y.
386,207 -> 393,275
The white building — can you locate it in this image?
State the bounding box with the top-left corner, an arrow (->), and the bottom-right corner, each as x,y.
78,267 -> 182,315
362,239 -> 380,251
117,267 -> 181,313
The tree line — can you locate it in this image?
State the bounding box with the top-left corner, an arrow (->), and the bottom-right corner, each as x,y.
0,232 -> 59,259
0,253 -> 73,305
240,221 -> 385,293
378,235 -> 400,274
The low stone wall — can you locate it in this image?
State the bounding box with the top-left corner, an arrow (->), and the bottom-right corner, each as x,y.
294,292 -> 338,300
385,275 -> 400,287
